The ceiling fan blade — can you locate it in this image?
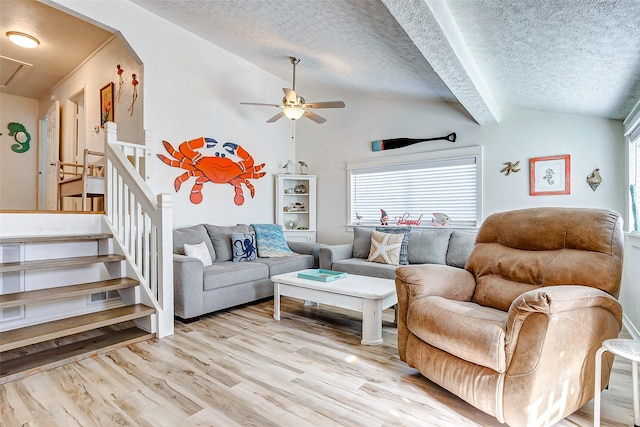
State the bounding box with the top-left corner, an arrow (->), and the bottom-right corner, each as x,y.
304,101 -> 345,109
240,102 -> 281,108
283,88 -> 297,104
303,110 -> 327,124
266,111 -> 285,123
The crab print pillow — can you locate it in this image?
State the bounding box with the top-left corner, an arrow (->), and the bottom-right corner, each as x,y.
232,232 -> 258,262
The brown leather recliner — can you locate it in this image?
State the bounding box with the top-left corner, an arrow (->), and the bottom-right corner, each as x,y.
395,208 -> 624,427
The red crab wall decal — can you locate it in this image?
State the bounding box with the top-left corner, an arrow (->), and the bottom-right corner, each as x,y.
157,137 -> 266,205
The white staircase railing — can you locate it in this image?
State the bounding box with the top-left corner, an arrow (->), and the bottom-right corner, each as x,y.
103,122 -> 173,338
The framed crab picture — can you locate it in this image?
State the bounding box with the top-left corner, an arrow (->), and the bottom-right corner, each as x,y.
530,154 -> 570,196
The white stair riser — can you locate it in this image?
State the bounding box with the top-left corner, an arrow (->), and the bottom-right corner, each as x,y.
1,295 -> 126,332
0,213 -> 103,237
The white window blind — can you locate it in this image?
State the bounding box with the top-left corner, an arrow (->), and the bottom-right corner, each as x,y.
349,155 -> 479,228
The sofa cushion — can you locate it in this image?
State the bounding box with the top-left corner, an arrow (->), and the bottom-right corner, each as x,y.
257,254 -> 314,276
332,258 -> 397,279
252,224 -> 294,257
205,224 -> 252,262
408,229 -> 453,265
203,261 -> 269,291
407,296 -> 508,373
376,226 -> 411,265
368,230 -> 404,265
232,232 -> 258,262
174,224 -> 216,262
446,229 -> 477,268
184,241 -> 213,266
352,226 -> 373,258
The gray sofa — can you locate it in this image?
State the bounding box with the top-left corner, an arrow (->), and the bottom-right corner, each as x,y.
319,226 -> 477,279
173,224 -> 319,321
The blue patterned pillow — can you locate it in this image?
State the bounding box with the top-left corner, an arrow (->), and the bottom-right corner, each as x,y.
232,232 -> 257,262
251,224 -> 294,257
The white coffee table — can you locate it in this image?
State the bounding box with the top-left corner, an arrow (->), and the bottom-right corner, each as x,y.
271,270 -> 397,345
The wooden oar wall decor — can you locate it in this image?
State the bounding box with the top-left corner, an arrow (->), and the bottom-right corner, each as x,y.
371,132 -> 456,152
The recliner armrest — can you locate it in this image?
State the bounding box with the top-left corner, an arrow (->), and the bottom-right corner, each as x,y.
508,285 -> 622,318
395,264 -> 476,361
319,244 -> 353,270
504,285 -> 622,376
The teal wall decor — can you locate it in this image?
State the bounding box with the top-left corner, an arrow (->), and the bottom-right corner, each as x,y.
7,122 -> 31,153
631,184 -> 639,232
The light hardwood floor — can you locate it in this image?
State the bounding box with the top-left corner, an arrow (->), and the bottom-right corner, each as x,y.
0,297 -> 635,426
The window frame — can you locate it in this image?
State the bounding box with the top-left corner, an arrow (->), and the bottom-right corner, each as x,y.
625,99 -> 640,233
346,146 -> 483,229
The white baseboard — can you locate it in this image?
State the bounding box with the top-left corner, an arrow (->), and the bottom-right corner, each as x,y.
622,313 -> 640,340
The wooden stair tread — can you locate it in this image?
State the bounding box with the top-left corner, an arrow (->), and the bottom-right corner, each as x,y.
0,304 -> 155,352
0,233 -> 112,245
0,278 -> 139,309
0,254 -> 125,273
0,327 -> 154,384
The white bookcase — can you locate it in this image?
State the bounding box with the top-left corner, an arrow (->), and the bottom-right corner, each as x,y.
275,174 -> 317,243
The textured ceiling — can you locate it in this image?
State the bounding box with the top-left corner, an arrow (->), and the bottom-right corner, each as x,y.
3,0 -> 640,123
130,0 -> 457,103
0,0 -> 112,100
446,0 -> 640,120
130,0 -> 640,123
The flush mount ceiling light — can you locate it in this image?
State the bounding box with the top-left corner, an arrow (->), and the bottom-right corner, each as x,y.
6,31 -> 40,48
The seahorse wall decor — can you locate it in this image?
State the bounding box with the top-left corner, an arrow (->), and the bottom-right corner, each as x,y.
7,122 -> 31,153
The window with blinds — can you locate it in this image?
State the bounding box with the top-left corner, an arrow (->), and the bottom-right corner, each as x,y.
626,100 -> 640,233
348,148 -> 481,228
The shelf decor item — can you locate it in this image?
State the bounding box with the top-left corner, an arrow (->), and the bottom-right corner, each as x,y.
275,174 -> 317,242
297,269 -> 347,282
530,154 -> 570,196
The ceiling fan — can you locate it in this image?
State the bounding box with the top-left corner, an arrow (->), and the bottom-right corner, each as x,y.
240,56 -> 345,124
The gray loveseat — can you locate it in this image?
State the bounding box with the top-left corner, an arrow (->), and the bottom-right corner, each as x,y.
173,224 -> 319,321
319,226 -> 477,279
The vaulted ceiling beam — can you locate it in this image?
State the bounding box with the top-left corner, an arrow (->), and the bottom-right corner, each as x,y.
381,0 -> 501,125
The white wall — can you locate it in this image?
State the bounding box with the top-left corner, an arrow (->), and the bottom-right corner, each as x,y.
51,0 -> 293,227
295,90 -> 625,243
0,93 -> 39,210
40,36 -> 144,156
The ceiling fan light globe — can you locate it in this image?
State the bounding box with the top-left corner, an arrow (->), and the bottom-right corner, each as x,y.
283,107 -> 304,120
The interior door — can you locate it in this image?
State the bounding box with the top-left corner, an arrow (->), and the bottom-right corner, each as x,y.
44,100 -> 60,210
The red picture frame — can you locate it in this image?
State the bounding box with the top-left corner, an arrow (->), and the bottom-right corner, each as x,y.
530,154 -> 570,196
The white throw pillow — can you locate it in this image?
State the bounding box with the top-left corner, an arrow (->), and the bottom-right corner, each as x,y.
184,241 -> 213,266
